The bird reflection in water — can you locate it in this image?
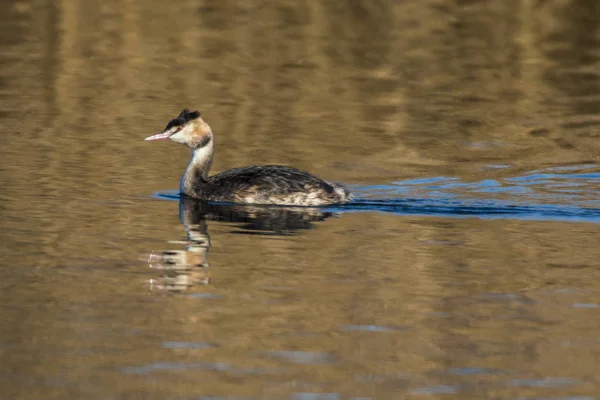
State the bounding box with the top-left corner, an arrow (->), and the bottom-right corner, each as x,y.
146,197 -> 337,292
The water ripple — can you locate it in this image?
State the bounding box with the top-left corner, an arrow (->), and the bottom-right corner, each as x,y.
120,361 -> 230,374
162,341 -> 216,349
507,377 -> 576,388
410,385 -> 458,395
263,350 -> 333,365
291,393 -> 341,400
341,325 -> 404,332
331,199 -> 600,223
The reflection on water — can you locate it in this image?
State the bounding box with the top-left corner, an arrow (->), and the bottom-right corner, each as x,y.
183,199 -> 337,236
148,198 -> 213,291
148,197 -> 336,291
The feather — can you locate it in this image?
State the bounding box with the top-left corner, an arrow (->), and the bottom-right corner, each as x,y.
163,109 -> 201,132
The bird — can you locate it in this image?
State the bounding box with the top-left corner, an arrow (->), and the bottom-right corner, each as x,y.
145,109 -> 351,206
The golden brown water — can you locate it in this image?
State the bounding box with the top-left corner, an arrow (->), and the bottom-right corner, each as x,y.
2,1 -> 600,399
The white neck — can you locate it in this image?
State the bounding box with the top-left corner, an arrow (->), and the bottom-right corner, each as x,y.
179,140 -> 214,195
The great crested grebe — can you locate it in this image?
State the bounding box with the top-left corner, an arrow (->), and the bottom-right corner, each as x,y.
145,109 -> 351,206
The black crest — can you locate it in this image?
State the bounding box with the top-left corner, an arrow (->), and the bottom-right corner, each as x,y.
164,108 -> 201,131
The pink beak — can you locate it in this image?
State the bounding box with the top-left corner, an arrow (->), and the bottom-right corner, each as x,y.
144,132 -> 172,141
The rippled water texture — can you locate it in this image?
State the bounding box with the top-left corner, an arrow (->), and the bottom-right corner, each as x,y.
1,1 -> 600,399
